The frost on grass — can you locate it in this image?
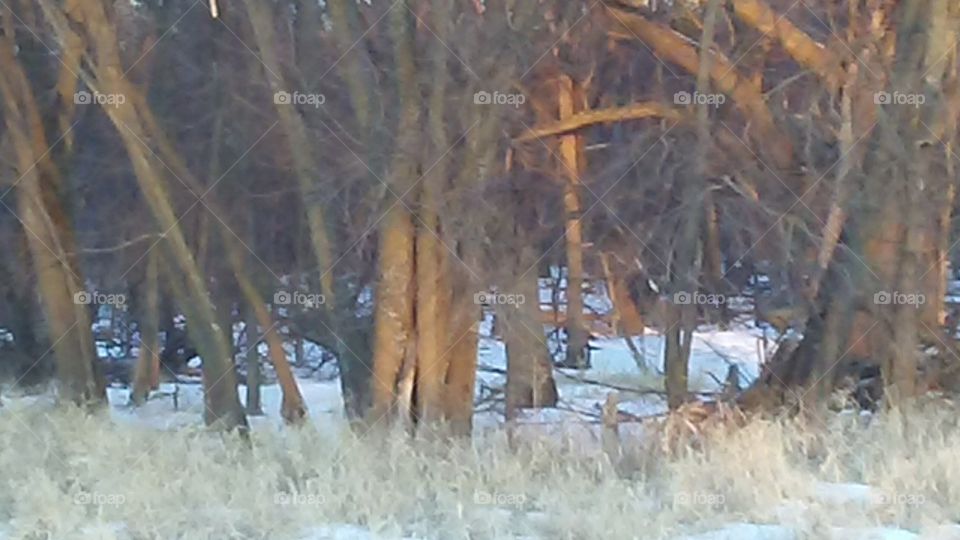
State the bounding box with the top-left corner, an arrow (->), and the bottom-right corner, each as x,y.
1,402 -> 960,539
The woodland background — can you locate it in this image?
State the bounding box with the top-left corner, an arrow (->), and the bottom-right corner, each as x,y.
1,0 -> 960,437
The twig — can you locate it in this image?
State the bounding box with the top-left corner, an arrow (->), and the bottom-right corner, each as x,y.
75,233 -> 164,254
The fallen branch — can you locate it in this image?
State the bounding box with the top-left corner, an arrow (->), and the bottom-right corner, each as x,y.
514,102 -> 683,142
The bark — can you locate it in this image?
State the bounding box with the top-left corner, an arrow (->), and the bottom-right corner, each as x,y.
702,190 -> 727,325
876,0 -> 954,404
503,255 -> 558,420
52,0 -> 84,156
369,207 -> 417,423
338,326 -> 374,421
558,74 -> 589,369
663,303 -> 684,409
324,0 -> 384,420
243,307 -> 263,416
327,0 -> 373,133
414,0 -> 456,427
223,228 -> 307,424
935,179 -> 956,326
600,252 -> 645,336
443,295 -> 479,437
369,2 -> 421,425
665,0 -> 718,410
131,250 -> 160,406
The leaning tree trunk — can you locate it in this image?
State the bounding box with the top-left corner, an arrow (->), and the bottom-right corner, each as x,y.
0,38 -> 105,407
240,0 -> 361,418
38,0 -> 248,430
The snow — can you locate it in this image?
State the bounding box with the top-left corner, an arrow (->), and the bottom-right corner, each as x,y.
297,525 -> 385,540
677,524 -> 797,540
919,526 -> 960,540
6,283 -> 960,539
813,482 -> 881,506
677,524 -> 942,540
105,379 -> 348,432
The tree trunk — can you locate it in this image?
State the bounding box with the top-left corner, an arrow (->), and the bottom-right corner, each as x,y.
0,38 -> 105,407
702,192 -> 728,326
242,0 -> 336,311
223,232 -> 307,424
131,250 -> 160,406
443,296 -> 479,437
243,307 -> 263,416
664,302 -> 695,409
600,252 -> 645,337
368,1 -> 422,427
369,208 -> 417,424
558,74 -> 589,369
503,256 -> 558,420
415,0 -> 456,427
38,0 -> 248,430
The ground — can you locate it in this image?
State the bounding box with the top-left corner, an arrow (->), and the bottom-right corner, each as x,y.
1,322 -> 960,539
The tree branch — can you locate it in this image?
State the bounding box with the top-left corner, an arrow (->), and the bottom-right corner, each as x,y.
605,4 -> 794,169
514,101 -> 683,142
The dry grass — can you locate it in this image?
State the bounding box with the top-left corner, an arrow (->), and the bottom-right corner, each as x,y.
1,399 -> 959,540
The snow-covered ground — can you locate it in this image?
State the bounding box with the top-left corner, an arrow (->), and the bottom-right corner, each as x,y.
2,313 -> 960,539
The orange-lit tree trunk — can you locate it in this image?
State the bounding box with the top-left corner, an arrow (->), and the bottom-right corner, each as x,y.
557,74 -> 589,369
131,250 -> 160,406
443,290 -> 479,437
224,233 -> 307,424
369,1 -> 420,426
600,252 -> 645,337
413,0 -> 462,429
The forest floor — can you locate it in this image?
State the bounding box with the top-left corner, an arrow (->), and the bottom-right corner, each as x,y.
2,323 -> 960,539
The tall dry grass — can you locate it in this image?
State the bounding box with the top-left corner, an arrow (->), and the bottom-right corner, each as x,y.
0,398 -> 958,539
